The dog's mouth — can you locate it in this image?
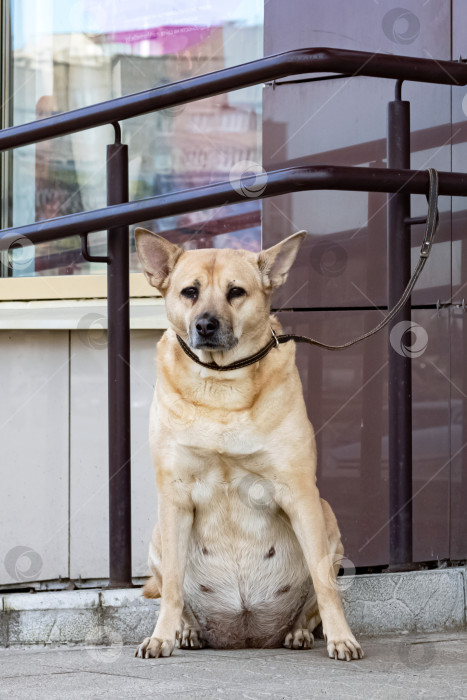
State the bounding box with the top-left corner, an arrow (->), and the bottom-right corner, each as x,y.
189,333 -> 238,352
193,341 -> 225,349
191,338 -> 238,351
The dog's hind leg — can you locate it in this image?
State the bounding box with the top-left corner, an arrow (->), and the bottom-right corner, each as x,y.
282,588 -> 318,649
142,571 -> 162,599
178,602 -> 206,649
142,523 -> 163,599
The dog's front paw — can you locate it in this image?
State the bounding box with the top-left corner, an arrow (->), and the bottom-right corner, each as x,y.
283,628 -> 314,650
135,636 -> 175,659
326,633 -> 363,661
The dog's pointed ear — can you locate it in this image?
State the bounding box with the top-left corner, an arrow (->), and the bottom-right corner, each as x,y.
135,228 -> 183,291
258,231 -> 306,289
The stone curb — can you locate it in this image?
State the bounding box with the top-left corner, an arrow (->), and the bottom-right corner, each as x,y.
0,588 -> 160,647
0,568 -> 465,647
342,567 -> 466,635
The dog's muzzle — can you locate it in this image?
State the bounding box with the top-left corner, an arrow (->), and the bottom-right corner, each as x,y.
190,312 -> 237,350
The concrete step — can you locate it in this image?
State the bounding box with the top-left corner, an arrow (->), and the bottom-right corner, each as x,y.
0,567 -> 465,648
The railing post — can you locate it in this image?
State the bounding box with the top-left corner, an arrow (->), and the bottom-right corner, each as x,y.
107,123 -> 132,588
387,84 -> 413,570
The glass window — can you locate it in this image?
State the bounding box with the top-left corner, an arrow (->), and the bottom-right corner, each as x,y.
2,0 -> 263,278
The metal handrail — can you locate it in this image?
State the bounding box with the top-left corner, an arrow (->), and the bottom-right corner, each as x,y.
1,47 -> 467,152
1,165 -> 467,250
2,47 -> 467,584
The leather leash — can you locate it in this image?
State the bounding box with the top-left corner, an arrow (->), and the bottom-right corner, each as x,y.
177,168 -> 440,372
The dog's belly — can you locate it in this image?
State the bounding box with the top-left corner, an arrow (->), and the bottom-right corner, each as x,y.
183,481 -> 312,649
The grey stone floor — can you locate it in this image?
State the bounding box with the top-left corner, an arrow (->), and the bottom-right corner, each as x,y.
0,631 -> 466,700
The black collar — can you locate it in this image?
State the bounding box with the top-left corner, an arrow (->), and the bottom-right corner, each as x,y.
176,330 -> 282,372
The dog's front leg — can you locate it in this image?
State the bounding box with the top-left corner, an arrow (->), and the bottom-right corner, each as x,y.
136,491 -> 193,659
276,474 -> 362,662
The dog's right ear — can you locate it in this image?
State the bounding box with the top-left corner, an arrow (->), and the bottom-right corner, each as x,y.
135,228 -> 183,291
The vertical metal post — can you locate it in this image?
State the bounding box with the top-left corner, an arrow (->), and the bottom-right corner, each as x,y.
387,84 -> 413,570
0,0 -> 13,260
107,123 -> 132,588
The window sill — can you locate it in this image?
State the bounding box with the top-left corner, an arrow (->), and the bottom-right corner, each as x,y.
0,298 -> 168,330
0,273 -> 156,301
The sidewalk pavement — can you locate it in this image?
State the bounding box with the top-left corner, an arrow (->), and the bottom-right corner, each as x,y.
0,631 -> 466,700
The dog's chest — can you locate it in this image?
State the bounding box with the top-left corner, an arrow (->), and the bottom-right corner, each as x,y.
161,404 -> 265,458
156,371 -> 275,457
187,422 -> 262,458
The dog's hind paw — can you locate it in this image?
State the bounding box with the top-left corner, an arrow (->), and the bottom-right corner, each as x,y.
177,628 -> 205,649
283,628 -> 314,650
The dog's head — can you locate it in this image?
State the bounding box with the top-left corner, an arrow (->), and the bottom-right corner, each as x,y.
135,228 -> 305,352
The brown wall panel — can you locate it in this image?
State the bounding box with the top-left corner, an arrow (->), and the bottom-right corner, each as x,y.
450,0 -> 467,563
449,307 -> 467,561
276,308 -> 450,567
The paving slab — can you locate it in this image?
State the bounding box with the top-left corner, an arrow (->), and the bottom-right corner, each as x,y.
0,631 -> 466,699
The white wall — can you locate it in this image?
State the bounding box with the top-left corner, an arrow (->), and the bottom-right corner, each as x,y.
0,328 -> 162,587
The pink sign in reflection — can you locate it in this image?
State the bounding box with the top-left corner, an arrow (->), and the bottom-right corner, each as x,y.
104,25 -> 215,54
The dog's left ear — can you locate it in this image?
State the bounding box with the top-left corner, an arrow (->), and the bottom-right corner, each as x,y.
258,231 -> 306,289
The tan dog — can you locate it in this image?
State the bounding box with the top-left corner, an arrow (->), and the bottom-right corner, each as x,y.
134,228 -> 363,661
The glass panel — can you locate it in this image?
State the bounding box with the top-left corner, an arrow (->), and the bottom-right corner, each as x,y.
4,0 -> 263,277
263,0 -> 452,310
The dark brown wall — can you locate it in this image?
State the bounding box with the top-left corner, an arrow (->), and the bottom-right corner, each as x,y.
264,0 -> 466,566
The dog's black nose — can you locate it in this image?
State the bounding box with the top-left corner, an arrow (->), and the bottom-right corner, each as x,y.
196,314 -> 220,338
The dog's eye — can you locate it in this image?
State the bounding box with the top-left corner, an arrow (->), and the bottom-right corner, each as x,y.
228,286 -> 246,300
181,287 -> 198,300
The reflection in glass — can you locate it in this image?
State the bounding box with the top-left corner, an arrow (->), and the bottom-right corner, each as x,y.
7,0 -> 263,276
